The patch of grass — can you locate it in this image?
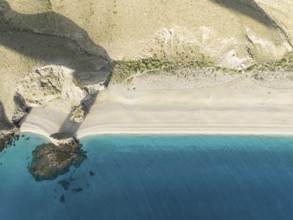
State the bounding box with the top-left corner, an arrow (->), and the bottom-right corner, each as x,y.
44,0 -> 52,11
245,52 -> 293,72
116,58 -> 216,75
111,57 -> 229,82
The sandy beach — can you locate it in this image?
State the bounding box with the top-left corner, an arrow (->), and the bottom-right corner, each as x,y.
19,70 -> 293,140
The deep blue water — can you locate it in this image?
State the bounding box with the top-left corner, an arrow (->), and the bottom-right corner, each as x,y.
1,134 -> 293,220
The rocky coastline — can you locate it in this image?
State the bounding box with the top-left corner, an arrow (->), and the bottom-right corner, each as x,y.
0,101 -> 19,152
0,128 -> 19,152
2,0 -> 293,181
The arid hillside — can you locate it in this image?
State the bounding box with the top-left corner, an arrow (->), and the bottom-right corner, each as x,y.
1,0 -> 293,121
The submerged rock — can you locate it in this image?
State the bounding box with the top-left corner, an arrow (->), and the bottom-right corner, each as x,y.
58,180 -> 71,191
28,139 -> 87,181
72,188 -> 83,193
60,194 -> 66,204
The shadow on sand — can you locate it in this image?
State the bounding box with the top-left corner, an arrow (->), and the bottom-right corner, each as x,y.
210,0 -> 279,28
58,92 -> 99,137
0,101 -> 15,130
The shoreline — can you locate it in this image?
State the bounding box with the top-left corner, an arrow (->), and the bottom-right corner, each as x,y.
21,125 -> 293,141
20,123 -> 293,140
77,124 -> 293,138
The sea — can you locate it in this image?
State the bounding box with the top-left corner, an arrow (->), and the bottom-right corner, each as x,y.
1,134 -> 293,220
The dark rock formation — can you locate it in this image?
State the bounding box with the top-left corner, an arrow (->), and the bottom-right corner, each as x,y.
0,101 -> 14,130
50,133 -> 73,140
0,130 -> 19,152
58,180 -> 71,190
0,101 -> 18,152
12,92 -> 31,126
60,194 -> 66,203
72,187 -> 83,193
68,91 -> 98,124
0,131 -> 17,152
28,139 -> 87,181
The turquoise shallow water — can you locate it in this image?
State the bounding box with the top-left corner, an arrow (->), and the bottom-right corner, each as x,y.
1,134 -> 293,220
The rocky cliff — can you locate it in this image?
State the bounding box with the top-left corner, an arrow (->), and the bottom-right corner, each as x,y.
1,0 -> 293,139
0,101 -> 18,151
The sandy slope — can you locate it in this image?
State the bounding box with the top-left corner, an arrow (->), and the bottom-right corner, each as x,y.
2,0 -> 293,120
77,74 -> 293,138
21,71 -> 293,139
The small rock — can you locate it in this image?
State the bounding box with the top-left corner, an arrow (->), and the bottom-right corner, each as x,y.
72,188 -> 83,193
60,194 -> 66,203
58,180 -> 71,191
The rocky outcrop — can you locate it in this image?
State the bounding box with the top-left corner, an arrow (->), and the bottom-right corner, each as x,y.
12,93 -> 31,125
15,65 -> 107,124
17,66 -> 86,107
0,102 -> 14,130
0,129 -> 19,152
28,137 -> 86,181
1,63 -> 105,154
0,101 -> 18,152
0,0 -> 113,121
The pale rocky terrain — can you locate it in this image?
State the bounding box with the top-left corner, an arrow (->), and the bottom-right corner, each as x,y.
1,0 -> 293,144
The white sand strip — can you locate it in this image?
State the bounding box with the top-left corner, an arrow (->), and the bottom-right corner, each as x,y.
21,74 -> 293,140
77,124 -> 293,138
20,105 -> 71,143
77,75 -> 293,138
